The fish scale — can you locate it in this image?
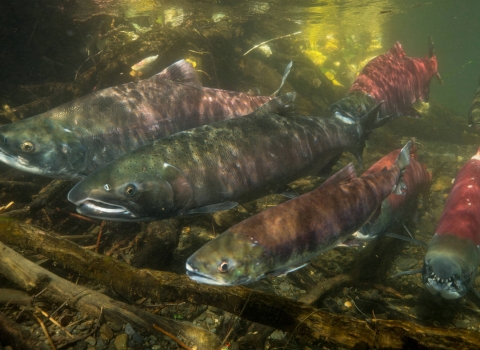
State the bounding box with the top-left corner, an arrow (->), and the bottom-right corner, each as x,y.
0,60 -> 274,180
68,93 -> 382,221
185,142 -> 410,285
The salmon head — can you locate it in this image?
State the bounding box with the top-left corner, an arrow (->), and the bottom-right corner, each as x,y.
0,117 -> 87,179
422,233 -> 479,299
67,150 -> 194,221
186,230 -> 270,286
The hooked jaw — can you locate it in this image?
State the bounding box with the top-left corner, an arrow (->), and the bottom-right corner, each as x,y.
75,199 -> 138,220
422,256 -> 472,299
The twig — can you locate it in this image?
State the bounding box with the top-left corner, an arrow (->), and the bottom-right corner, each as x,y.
221,291 -> 253,347
33,312 -> 57,350
57,307 -> 103,350
0,180 -> 69,218
152,323 -> 193,350
35,306 -> 75,338
55,208 -> 102,225
95,220 -> 106,253
243,31 -> 302,56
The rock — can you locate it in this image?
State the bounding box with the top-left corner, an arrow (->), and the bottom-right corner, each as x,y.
124,323 -> 135,336
73,341 -> 87,350
196,313 -> 207,321
279,281 -> 290,292
455,320 -> 470,329
205,317 -> 215,325
128,332 -> 143,347
113,334 -> 128,350
432,175 -> 453,192
100,324 -> 114,340
108,322 -> 123,332
151,346 -> 162,350
207,306 -> 223,315
396,257 -> 418,271
96,338 -> 106,350
85,336 -> 96,346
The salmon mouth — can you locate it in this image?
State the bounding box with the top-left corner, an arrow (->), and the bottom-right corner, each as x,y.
422,263 -> 468,299
185,263 -> 227,286
76,200 -> 136,219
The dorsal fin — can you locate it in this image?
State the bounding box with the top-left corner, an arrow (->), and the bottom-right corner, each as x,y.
153,59 -> 203,89
250,92 -> 296,118
320,163 -> 357,188
472,147 -> 480,161
389,42 -> 406,58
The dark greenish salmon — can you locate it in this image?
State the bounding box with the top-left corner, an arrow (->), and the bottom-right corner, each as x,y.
185,142 -> 411,286
467,77 -> 480,128
68,93 -> 385,222
0,60 -> 288,180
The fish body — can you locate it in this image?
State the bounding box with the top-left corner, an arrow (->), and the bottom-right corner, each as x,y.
185,142 -> 411,286
422,149 -> 480,299
332,38 -> 440,123
355,142 -> 432,240
0,60 -> 275,180
68,94 -> 384,222
467,77 -> 480,128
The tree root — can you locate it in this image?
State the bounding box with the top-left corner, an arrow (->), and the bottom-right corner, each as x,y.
1,220 -> 479,349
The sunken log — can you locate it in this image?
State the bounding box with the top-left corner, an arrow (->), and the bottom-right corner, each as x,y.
0,242 -> 221,350
0,220 -> 479,349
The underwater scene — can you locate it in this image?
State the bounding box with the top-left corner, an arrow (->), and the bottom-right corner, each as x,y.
2,0 -> 480,349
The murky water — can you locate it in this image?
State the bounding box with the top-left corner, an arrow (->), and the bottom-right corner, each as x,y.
1,0 -> 480,349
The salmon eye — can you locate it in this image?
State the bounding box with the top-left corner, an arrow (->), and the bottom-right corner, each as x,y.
218,261 -> 229,273
21,141 -> 34,152
124,184 -> 137,196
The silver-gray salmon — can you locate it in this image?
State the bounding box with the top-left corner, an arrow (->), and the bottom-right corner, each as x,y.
186,142 -> 410,286
67,93 -> 386,222
0,60 -> 279,180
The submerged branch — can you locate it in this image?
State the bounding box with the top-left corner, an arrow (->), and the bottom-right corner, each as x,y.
0,241 -> 221,350
0,220 -> 479,348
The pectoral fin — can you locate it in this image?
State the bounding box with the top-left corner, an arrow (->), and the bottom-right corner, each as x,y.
265,262 -> 310,277
186,201 -> 238,215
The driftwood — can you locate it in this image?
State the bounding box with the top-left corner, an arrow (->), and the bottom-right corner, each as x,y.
0,289 -> 32,305
1,220 -> 480,349
0,180 -> 69,219
0,242 -> 221,350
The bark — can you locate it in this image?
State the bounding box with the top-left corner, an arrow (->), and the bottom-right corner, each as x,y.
1,220 -> 479,349
0,242 -> 221,350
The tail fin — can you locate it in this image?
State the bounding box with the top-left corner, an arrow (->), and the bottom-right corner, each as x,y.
428,35 -> 434,58
272,61 -> 293,96
393,141 -> 411,195
359,101 -> 384,132
428,35 -> 444,84
250,92 -> 296,117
